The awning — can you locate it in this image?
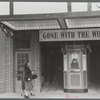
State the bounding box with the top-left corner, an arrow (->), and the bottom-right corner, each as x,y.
66,18 -> 100,28
1,20 -> 61,30
1,17 -> 100,31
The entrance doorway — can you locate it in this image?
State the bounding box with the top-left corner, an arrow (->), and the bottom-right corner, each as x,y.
15,52 -> 30,93
14,31 -> 31,93
41,41 -> 89,93
89,40 -> 100,93
41,42 -> 63,92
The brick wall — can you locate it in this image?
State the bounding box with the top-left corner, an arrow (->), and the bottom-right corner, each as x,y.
0,29 -> 41,93
0,28 -> 6,93
5,37 -> 13,92
0,28 -> 13,93
31,31 -> 41,93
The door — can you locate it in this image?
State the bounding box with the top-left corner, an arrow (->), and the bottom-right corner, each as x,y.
43,43 -> 63,84
15,52 -> 30,93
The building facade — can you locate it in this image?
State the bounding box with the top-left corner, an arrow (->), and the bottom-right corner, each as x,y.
0,1 -> 100,93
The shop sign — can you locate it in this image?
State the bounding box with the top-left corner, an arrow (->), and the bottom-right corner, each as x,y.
39,29 -> 100,41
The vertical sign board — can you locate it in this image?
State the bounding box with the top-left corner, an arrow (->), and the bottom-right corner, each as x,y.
64,55 -> 67,71
83,54 -> 87,70
39,29 -> 100,41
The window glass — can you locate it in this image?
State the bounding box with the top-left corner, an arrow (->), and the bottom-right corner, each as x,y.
0,2 -> 10,15
71,2 -> 88,12
14,2 -> 67,14
92,2 -> 100,11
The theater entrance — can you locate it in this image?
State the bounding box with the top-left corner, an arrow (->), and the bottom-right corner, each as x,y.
41,41 -> 89,93
41,42 -> 63,92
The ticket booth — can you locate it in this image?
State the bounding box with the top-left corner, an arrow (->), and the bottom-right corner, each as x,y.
62,43 -> 88,93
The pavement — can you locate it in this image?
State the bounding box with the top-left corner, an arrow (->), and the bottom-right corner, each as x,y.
0,92 -> 100,99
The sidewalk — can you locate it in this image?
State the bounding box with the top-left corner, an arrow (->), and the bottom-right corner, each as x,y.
0,92 -> 100,99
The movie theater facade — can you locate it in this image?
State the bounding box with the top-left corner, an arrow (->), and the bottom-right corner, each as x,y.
0,1 -> 100,93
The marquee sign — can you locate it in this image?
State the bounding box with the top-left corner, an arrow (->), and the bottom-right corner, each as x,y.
39,29 -> 100,41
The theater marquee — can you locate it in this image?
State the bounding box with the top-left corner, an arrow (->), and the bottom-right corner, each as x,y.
39,29 -> 100,42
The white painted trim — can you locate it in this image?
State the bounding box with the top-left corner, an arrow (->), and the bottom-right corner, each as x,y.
1,21 -> 16,30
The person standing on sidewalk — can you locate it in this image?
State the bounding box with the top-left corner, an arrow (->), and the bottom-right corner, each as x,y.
23,61 -> 34,98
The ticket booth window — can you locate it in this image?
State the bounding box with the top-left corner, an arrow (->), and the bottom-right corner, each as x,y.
70,52 -> 80,69
71,59 -> 79,69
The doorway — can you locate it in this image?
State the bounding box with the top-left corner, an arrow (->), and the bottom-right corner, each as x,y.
15,52 -> 30,93
41,42 -> 63,92
89,40 -> 100,93
14,31 -> 31,93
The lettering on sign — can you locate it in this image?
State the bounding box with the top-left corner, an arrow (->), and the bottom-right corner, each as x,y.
39,29 -> 100,41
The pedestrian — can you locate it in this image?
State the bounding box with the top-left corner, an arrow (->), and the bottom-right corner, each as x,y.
23,61 -> 34,98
